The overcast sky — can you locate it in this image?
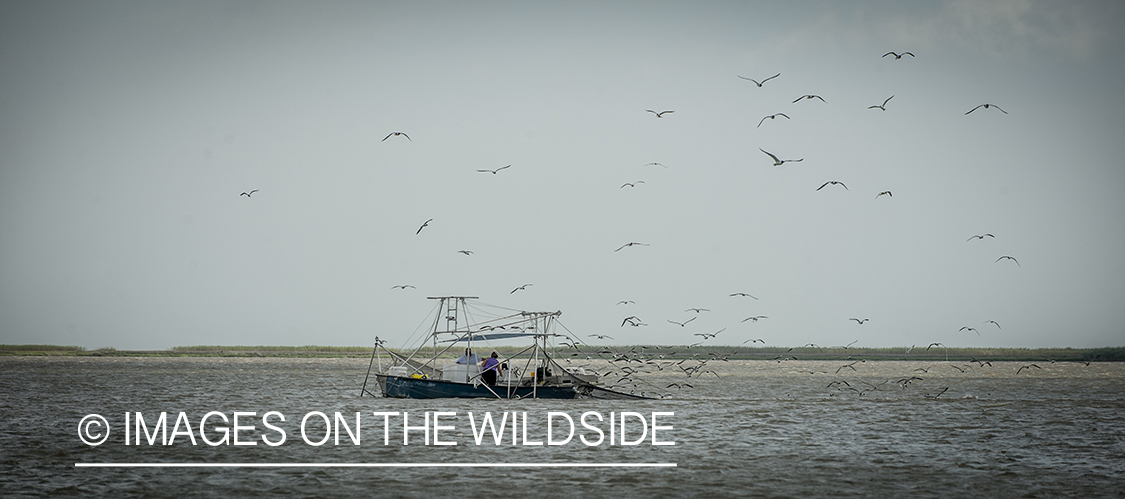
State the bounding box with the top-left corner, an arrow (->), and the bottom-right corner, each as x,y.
2,1 -> 1123,350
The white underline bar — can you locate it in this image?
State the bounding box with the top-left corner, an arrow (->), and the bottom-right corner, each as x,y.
76,462 -> 676,468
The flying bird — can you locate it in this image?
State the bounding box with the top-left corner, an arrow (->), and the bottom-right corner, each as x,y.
457,250 -> 474,255
792,94 -> 826,103
1017,364 -> 1041,374
382,131 -> 411,141
967,233 -> 995,241
510,284 -> 532,294
926,342 -> 945,350
757,113 -> 790,128
730,292 -> 759,299
985,320 -> 1001,329
667,317 -> 697,327
737,73 -> 780,87
685,308 -> 710,313
849,318 -> 869,324
882,51 -> 915,59
817,181 -> 848,191
995,255 -> 1020,266
476,164 -> 511,174
646,109 -> 674,118
868,95 -> 893,111
642,162 -> 668,168
621,316 -> 642,327
742,338 -> 765,344
876,191 -> 893,199
620,181 -> 646,188
391,285 -> 416,289
960,326 -> 980,335
617,300 -> 636,305
240,190 -> 259,197
965,104 -> 1007,115
588,334 -> 614,340
416,218 -> 433,234
760,148 -> 803,166
742,316 -> 768,323
615,242 -> 650,252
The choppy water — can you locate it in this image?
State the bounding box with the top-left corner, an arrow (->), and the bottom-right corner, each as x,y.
2,357 -> 1123,497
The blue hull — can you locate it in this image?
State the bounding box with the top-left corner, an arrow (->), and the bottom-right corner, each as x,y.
380,375 -> 579,399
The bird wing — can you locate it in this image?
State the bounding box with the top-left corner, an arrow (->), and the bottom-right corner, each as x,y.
882,52 -> 896,58
382,133 -> 393,141
903,52 -> 915,57
763,73 -> 780,83
966,104 -> 985,115
759,148 -> 781,163
813,95 -> 825,102
757,116 -> 768,128
818,182 -> 829,191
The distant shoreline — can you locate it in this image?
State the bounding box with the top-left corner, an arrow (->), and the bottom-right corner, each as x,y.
2,345 -> 1121,362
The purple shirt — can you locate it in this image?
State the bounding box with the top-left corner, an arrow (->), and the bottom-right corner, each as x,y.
482,357 -> 500,372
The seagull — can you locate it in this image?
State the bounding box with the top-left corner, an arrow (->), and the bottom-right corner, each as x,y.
730,292 -> 759,299
646,109 -> 674,118
510,284 -> 532,294
476,164 -> 511,174
685,308 -> 710,313
817,181 -> 848,191
617,300 -> 635,305
966,104 -> 1007,115
588,334 -> 614,340
391,285 -> 416,289
738,73 -> 780,87
760,148 -> 803,166
985,320 -> 1001,329
1017,364 -> 1041,374
967,233 -> 995,241
882,51 -> 915,59
792,94 -> 826,103
849,318 -> 869,324
995,255 -> 1020,266
742,316 -> 768,323
621,316 -> 642,327
868,95 -> 893,111
615,242 -> 650,252
757,113 -> 790,128
642,162 -> 668,168
667,317 -> 697,327
693,328 -> 725,340
457,250 -> 474,256
382,131 -> 411,141
960,326 -> 980,336
240,190 -> 259,197
742,338 -> 765,344
876,191 -> 893,199
926,342 -> 945,350
620,181 -> 646,188
416,218 -> 433,234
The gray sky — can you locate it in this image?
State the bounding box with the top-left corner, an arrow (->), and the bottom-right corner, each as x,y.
2,1 -> 1124,350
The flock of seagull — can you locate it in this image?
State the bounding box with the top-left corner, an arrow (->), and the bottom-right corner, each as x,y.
227,47 -> 1061,399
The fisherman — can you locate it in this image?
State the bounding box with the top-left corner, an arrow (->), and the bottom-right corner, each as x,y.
480,351 -> 501,385
455,348 -> 480,365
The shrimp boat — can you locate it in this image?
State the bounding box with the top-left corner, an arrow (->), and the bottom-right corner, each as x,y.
360,296 -> 643,400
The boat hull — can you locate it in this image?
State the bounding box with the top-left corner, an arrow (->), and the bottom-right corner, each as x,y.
378,375 -> 579,399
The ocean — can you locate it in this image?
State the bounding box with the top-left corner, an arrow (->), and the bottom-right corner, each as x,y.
2,357 -> 1122,497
